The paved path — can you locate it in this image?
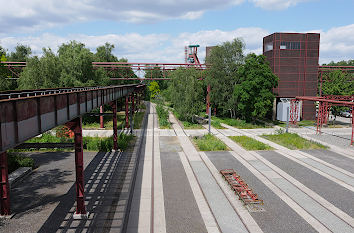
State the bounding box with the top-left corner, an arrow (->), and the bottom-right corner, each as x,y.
1,102 -> 353,232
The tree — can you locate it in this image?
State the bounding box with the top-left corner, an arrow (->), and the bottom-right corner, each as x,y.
147,81 -> 160,99
58,41 -> 110,87
18,48 -> 61,89
95,43 -> 118,62
9,44 -> 32,61
169,68 -> 205,122
206,38 -> 245,116
321,70 -> 353,120
233,54 -> 278,121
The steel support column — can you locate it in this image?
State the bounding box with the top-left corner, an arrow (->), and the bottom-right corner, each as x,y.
66,117 -> 86,216
132,93 -> 135,114
112,101 -> 118,151
0,151 -> 10,216
351,107 -> 354,145
100,105 -> 104,128
125,96 -> 129,128
206,85 -> 211,114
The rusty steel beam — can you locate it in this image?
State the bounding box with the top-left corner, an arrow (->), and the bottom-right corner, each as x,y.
125,96 -> 129,128
111,101 -> 118,151
66,117 -> 86,216
0,84 -> 144,153
14,142 -> 74,149
0,151 -> 10,215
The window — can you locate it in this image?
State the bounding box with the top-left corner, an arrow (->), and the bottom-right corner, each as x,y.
280,41 -> 300,50
265,42 -> 273,52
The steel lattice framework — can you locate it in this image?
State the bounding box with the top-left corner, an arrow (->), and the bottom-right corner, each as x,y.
290,95 -> 354,145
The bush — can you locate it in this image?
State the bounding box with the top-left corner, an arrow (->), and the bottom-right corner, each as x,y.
156,104 -> 170,128
7,153 -> 35,173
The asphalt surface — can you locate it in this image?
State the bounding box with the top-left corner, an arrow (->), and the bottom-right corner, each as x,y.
205,151 -> 317,233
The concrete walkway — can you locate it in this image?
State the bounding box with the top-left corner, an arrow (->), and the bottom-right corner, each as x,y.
1,102 -> 353,233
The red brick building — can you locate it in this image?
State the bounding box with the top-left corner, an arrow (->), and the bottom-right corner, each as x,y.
263,33 -> 320,120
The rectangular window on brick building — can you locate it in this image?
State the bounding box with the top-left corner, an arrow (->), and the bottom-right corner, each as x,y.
280,41 -> 300,50
265,42 -> 273,51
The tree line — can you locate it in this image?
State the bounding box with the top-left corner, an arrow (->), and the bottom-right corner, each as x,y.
150,38 -> 279,122
0,42 -> 139,91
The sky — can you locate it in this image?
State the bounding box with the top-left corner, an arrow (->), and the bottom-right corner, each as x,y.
0,0 -> 354,64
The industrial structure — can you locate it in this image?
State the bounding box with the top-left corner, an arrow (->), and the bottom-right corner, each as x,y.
263,32 -> 320,120
0,84 -> 145,216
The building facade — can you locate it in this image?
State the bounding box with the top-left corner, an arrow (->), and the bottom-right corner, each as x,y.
263,33 -> 320,120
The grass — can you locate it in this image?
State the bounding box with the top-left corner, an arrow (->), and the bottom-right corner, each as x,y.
211,118 -> 226,129
192,134 -> 229,151
156,104 -> 171,129
298,120 -> 316,127
12,132 -> 134,152
182,121 -> 204,129
212,116 -> 270,129
229,136 -> 273,151
262,133 -> 328,150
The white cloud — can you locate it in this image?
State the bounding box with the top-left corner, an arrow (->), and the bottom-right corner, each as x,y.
1,25 -> 353,64
0,0 -> 314,34
0,0 -> 244,34
250,0 -> 311,10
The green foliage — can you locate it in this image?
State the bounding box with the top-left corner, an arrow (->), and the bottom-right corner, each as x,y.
21,132 -> 134,151
169,67 -> 205,122
7,153 -> 35,173
233,54 -> 278,121
9,44 -> 32,61
229,136 -> 273,150
156,104 -> 170,128
321,70 -> 353,119
18,41 -> 111,89
211,119 -> 225,129
94,43 -> 118,62
206,38 -> 245,116
18,49 -> 61,89
262,133 -> 327,150
193,134 -> 228,151
212,116 -> 269,129
148,81 -> 160,99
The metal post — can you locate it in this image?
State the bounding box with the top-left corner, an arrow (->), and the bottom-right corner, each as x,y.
0,151 -> 10,216
130,104 -> 133,134
100,105 -> 104,128
67,117 -> 87,217
286,107 -> 289,133
132,93 -> 135,114
208,107 -> 211,134
125,96 -> 129,128
206,85 -> 210,114
112,101 -> 118,151
351,107 -> 354,145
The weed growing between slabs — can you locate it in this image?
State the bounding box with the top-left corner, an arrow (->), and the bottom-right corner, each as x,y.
229,136 -> 274,150
156,104 -> 171,129
262,132 -> 327,150
212,116 -> 270,129
193,134 -> 229,151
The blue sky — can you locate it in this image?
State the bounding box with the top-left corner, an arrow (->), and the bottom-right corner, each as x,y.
1,0 -> 354,64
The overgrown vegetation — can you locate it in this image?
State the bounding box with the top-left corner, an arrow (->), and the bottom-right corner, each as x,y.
262,132 -> 327,150
156,104 -> 171,128
192,134 -> 229,151
8,153 -> 35,173
13,132 -> 134,152
212,116 -> 269,129
229,136 -> 273,150
168,68 -> 205,122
